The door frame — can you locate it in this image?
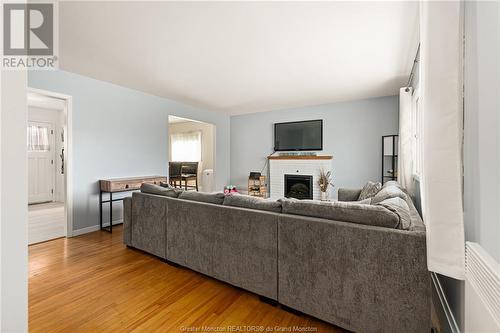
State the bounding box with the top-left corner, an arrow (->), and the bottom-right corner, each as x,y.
28,87 -> 74,237
167,116 -> 217,192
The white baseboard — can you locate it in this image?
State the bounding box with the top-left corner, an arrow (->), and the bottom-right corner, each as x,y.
71,219 -> 123,236
71,225 -> 100,236
431,272 -> 461,333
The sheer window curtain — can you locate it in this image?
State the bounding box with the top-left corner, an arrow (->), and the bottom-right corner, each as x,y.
170,131 -> 202,162
420,1 -> 465,279
398,87 -> 413,191
27,125 -> 50,151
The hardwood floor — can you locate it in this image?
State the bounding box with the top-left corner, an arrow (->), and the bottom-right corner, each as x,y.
29,226 -> 347,333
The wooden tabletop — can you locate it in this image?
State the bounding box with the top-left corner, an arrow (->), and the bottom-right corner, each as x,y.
99,175 -> 165,182
99,176 -> 167,192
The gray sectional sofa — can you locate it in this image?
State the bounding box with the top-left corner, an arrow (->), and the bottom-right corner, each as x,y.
123,181 -> 430,333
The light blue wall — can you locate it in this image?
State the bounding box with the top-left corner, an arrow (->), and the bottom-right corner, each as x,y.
463,0 -> 500,262
28,70 -> 230,232
230,96 -> 399,195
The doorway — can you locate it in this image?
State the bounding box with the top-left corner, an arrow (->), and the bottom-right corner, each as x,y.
168,116 -> 216,192
27,88 -> 72,244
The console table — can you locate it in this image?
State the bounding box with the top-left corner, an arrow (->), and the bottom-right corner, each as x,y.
99,176 -> 166,232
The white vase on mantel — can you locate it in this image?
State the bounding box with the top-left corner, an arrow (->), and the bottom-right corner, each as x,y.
320,191 -> 328,201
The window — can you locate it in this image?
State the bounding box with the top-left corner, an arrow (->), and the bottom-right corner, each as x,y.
27,125 -> 50,151
412,91 -> 422,178
170,131 -> 201,162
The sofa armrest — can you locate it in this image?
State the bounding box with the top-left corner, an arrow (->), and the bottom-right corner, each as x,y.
337,188 -> 362,201
130,192 -> 168,259
122,196 -> 132,246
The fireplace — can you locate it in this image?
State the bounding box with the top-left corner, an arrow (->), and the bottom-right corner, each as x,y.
284,174 -> 313,200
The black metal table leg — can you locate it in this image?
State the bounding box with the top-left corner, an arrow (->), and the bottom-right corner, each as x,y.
99,189 -> 103,230
99,186 -> 142,233
109,192 -> 113,233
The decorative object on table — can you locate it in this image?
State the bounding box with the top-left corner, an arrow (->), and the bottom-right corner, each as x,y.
248,174 -> 267,197
382,135 -> 399,183
317,169 -> 334,201
99,175 -> 167,233
224,185 -> 238,195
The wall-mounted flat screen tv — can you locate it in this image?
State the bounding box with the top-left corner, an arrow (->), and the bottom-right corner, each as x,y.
274,119 -> 323,151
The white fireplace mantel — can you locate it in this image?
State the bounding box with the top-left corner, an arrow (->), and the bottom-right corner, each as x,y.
268,155 -> 333,200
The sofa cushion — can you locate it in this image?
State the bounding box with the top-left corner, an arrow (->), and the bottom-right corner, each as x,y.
358,181 -> 382,201
374,197 -> 411,230
280,198 -> 400,229
178,191 -> 225,205
371,183 -> 408,205
141,183 -> 183,198
338,188 -> 362,201
223,194 -> 282,213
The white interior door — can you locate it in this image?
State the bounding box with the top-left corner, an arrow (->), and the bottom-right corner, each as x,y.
28,121 -> 55,204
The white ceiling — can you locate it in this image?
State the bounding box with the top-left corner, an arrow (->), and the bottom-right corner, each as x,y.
59,1 -> 419,115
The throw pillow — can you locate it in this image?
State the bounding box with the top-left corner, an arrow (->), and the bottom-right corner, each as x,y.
382,180 -> 402,190
374,197 -> 411,230
358,181 -> 382,201
370,184 -> 408,205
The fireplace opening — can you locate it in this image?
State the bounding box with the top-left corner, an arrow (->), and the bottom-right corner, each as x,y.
284,174 -> 313,200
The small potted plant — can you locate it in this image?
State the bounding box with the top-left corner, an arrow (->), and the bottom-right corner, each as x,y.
318,169 -> 334,201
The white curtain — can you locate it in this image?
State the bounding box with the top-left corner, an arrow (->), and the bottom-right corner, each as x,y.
27,125 -> 49,151
398,87 -> 413,190
170,131 -> 201,162
420,1 -> 465,279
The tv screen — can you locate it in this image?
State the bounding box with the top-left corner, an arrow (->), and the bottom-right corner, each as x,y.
274,120 -> 323,151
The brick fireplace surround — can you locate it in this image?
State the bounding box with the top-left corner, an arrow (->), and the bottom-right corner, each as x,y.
268,155 -> 333,200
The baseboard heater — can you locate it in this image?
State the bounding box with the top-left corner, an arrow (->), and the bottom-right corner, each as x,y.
465,242 -> 500,332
